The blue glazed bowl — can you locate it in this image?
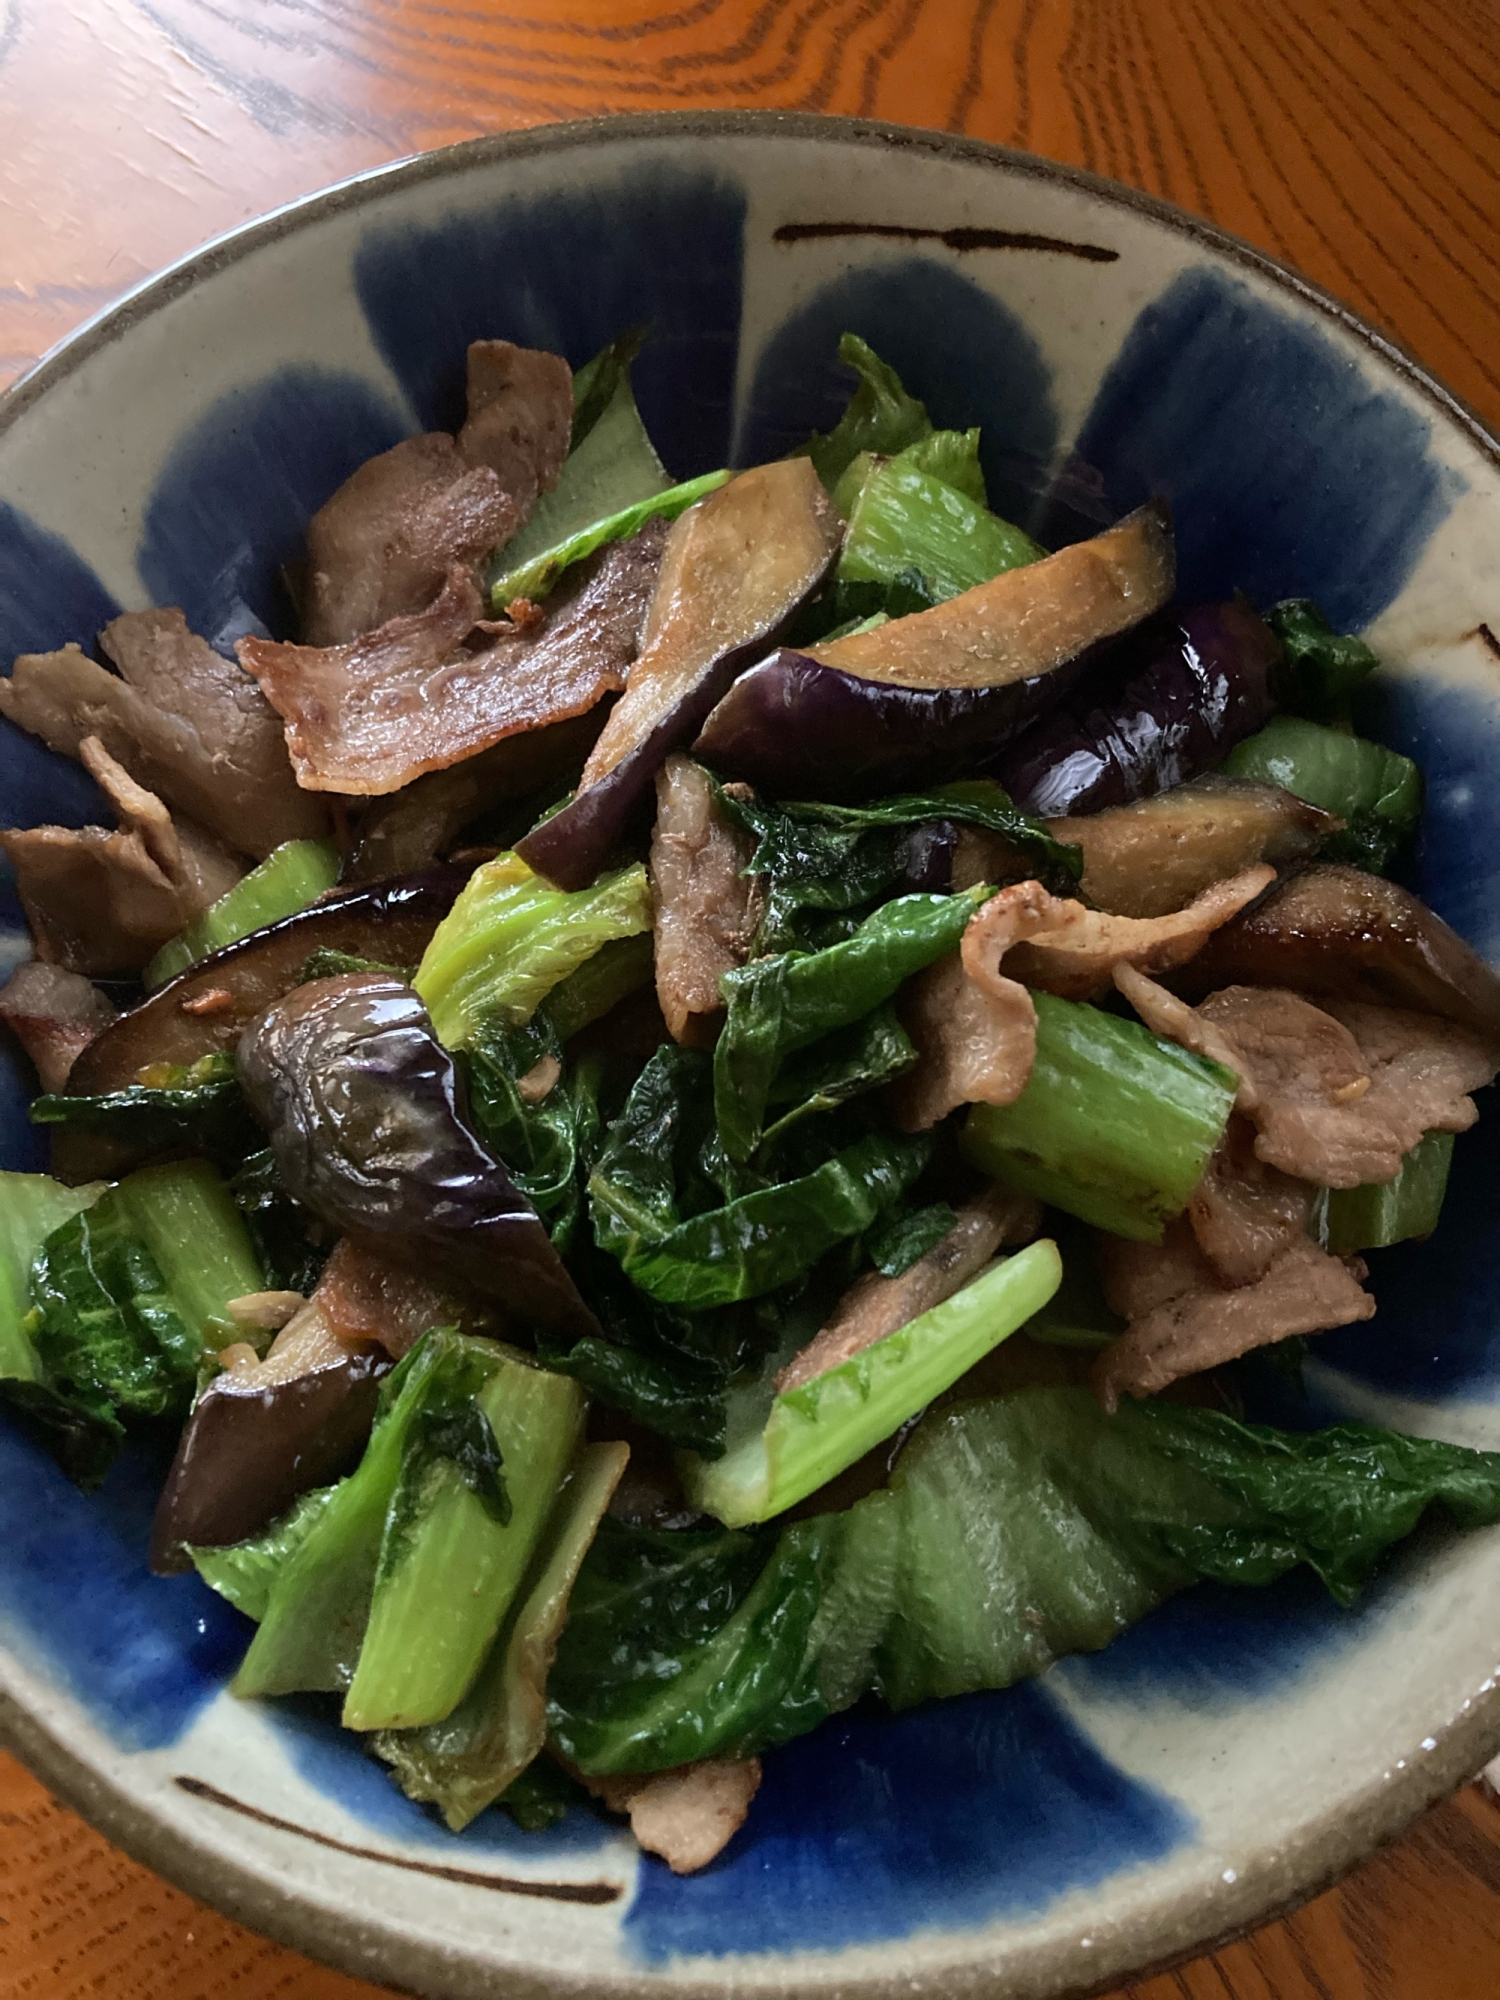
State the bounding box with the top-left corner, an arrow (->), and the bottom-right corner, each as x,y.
4,113 -> 1500,2000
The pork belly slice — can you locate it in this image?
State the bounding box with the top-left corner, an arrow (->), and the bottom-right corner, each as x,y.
1093,1220 -> 1373,1411
457,338 -> 573,511
242,524 -> 664,797
1120,975 -> 1500,1190
1187,1115 -> 1313,1288
1,609 -> 325,857
1,737 -> 244,975
582,1759 -> 762,1875
649,756 -> 762,1046
302,340 -> 572,645
0,960 -> 117,1091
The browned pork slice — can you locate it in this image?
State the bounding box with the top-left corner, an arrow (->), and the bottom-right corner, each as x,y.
649,756 -> 763,1045
457,338 -> 573,507
347,711 -> 603,881
1,738 -> 244,974
1197,986 -> 1496,1187
776,1184 -> 1042,1394
1112,964 -> 1252,1103
1182,863 -> 1500,1039
1047,776 -> 1337,919
314,1236 -> 486,1358
302,433 -> 520,645
1,616 -> 326,858
1186,1116 -> 1313,1288
1093,1220 -> 1374,1411
243,524 -> 664,796
894,949 -> 1040,1129
0,960 -> 116,1090
582,1759 -> 762,1875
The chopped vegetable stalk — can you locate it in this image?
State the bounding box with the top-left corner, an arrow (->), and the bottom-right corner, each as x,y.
144,838 -> 341,990
0,1171 -> 104,1382
233,1333 -> 452,1699
961,993 -> 1236,1242
682,1242 -> 1062,1528
1266,598 -> 1379,721
1225,715 -> 1422,874
714,888 -> 989,1162
121,1160 -> 268,1351
895,427 -> 987,504
344,1341 -> 585,1731
802,333 -> 932,490
1310,1129 -> 1455,1255
413,851 -> 652,1048
489,470 -> 728,612
374,1439 -> 628,1827
838,457 -> 1044,603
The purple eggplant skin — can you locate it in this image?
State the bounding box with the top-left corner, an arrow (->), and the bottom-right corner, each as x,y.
238,973 -> 601,1339
690,648 -> 1091,803
149,1346 -> 391,1574
993,599 -> 1279,818
67,866 -> 469,1094
517,629 -> 808,890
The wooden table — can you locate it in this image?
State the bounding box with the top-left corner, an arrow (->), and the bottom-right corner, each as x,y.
3,4 -> 1499,1996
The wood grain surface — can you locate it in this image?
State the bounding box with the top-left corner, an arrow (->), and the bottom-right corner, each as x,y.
3,3 -> 1499,1998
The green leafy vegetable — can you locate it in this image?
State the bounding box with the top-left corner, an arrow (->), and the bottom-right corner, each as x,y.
192,1485 -> 341,1622
496,1758 -> 589,1831
865,1199 -> 958,1280
144,838 -> 341,990
837,454 -> 1044,603
1266,598 -> 1380,721
549,1387 -> 1500,1774
345,1340 -> 584,1732
228,1147 -> 330,1297
29,1052 -> 256,1161
413,851 -> 652,1049
543,932 -> 654,1042
962,993 -> 1236,1241
1310,1129 -> 1454,1255
716,776 -> 1079,957
801,334 -> 932,490
714,889 -> 987,1162
490,470 -> 729,611
297,948 -> 408,985
1225,714 -> 1423,874
758,1003 -> 917,1150
29,1161 -> 264,1437
0,1172 -> 113,1487
464,1014 -> 603,1252
374,1439 -> 626,1829
591,1044 -> 933,1308
681,1242 -> 1063,1527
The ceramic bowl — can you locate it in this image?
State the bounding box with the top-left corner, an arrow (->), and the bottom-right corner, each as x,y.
4,112 -> 1500,2000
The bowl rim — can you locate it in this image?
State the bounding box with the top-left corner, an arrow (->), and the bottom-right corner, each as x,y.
3,106 -> 1500,2000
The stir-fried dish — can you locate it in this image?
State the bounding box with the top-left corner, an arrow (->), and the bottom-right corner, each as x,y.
6,331 -> 1500,1873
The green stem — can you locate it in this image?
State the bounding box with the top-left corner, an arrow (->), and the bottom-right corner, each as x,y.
145,839 -> 340,989
961,993 -> 1236,1242
1310,1129 -> 1454,1254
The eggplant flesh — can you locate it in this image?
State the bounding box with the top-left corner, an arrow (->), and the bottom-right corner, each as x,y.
518,459 -> 841,889
1045,776 -> 1339,920
693,647 -> 1089,801
1176,864 -> 1500,1039
149,1315 -> 391,1572
995,599 -> 1279,819
66,867 -> 468,1094
237,972 -> 600,1337
808,500 -> 1175,690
